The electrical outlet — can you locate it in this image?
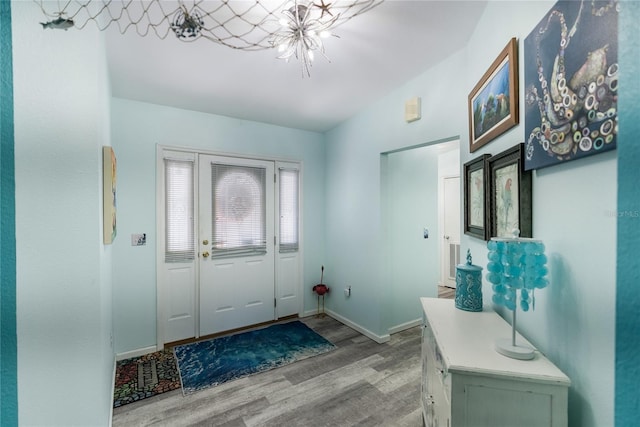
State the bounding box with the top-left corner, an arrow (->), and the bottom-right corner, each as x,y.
131,233 -> 146,246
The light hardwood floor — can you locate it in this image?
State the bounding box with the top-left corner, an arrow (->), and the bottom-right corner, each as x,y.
438,286 -> 455,299
113,316 -> 423,427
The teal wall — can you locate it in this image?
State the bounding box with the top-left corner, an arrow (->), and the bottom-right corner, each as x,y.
616,1 -> 640,425
383,141 -> 459,329
325,1 -> 623,426
3,1 -> 638,425
465,3 -> 616,425
386,146 -> 440,325
111,98 -> 326,354
0,1 -> 17,425
11,2 -> 114,425
325,49 -> 469,338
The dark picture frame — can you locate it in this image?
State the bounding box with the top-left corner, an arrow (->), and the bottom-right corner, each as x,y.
487,143 -> 532,238
464,154 -> 491,240
469,37 -> 519,153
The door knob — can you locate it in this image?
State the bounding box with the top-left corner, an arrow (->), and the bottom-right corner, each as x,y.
444,235 -> 450,240
202,251 -> 210,258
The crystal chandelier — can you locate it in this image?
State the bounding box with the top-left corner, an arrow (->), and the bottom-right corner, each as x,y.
271,1 -> 339,77
34,0 -> 383,76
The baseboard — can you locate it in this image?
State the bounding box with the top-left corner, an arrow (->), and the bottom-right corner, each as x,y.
109,355 -> 116,426
302,308 -> 320,318
119,313 -> 406,361
324,309 -> 390,344
116,345 -> 158,361
388,318 -> 422,335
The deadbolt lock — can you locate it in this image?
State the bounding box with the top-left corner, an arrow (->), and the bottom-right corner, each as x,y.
202,240 -> 209,245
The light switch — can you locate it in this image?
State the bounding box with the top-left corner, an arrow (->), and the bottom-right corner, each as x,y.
131,233 -> 146,246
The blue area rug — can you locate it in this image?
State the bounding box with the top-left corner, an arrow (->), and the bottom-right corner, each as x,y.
174,320 -> 336,395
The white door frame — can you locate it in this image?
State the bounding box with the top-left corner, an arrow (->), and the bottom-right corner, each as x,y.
439,174 -> 461,288
156,148 -> 199,348
155,145 -> 303,350
275,162 -> 303,319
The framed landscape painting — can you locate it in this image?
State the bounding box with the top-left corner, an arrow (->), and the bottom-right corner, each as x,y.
469,37 -> 519,152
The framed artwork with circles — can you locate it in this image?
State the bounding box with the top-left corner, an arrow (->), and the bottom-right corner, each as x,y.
523,0 -> 619,170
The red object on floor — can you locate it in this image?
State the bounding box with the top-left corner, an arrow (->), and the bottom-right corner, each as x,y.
313,284 -> 329,295
313,266 -> 329,316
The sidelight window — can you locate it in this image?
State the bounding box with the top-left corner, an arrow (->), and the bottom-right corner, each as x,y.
164,159 -> 195,262
278,168 -> 299,253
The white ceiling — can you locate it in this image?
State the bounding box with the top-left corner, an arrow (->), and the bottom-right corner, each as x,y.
105,1 -> 488,133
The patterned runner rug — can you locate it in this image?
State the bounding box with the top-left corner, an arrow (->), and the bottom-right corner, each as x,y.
113,349 -> 180,408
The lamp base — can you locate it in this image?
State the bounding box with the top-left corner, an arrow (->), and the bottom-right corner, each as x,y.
495,338 -> 535,360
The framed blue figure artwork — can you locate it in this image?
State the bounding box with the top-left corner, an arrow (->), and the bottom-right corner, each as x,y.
487,144 -> 532,239
524,0 -> 619,170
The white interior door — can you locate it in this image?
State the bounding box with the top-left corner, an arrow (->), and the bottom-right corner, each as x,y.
442,176 -> 461,288
198,155 -> 275,336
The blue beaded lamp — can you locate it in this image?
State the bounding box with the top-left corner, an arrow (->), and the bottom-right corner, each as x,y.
486,230 -> 549,360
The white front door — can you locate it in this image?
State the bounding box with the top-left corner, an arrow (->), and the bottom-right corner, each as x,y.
198,155 -> 275,336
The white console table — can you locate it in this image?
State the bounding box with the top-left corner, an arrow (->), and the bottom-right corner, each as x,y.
420,297 -> 570,427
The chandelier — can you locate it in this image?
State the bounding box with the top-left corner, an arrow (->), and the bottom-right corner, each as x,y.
34,0 -> 383,76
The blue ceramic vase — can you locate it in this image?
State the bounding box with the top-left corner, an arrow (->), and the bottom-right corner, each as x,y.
455,250 -> 483,312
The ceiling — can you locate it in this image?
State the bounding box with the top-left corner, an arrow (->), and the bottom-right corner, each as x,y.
105,1 -> 488,133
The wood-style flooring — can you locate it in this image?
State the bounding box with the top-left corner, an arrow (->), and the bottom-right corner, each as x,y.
438,285 -> 455,299
112,316 -> 423,427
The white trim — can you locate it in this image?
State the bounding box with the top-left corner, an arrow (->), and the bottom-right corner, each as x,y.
301,311 -> 412,343
324,309 -> 390,344
109,356 -> 116,426
116,345 -> 158,361
302,308 -> 320,318
156,148 -> 199,349
156,143 -> 299,165
296,162 -> 305,318
388,318 -> 422,335
275,161 -> 304,319
156,145 -> 165,350
439,174 -> 461,288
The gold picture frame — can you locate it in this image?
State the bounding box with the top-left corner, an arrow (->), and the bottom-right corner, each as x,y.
103,146 -> 117,244
468,37 -> 519,152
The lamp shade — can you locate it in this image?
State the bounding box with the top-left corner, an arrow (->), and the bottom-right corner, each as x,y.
486,234 -> 549,360
487,237 -> 548,312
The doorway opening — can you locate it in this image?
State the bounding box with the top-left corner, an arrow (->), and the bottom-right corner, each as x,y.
382,137 -> 460,326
